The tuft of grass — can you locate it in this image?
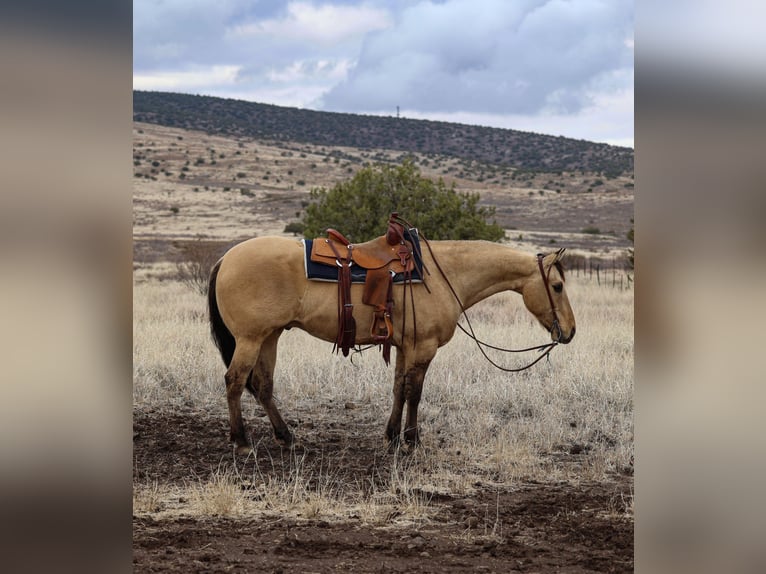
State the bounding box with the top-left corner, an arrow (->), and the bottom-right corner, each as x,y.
133,480 -> 165,514
188,468 -> 246,516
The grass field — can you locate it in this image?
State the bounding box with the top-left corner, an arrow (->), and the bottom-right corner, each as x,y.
133,265 -> 633,522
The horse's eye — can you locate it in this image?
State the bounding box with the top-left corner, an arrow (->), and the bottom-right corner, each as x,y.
553,283 -> 563,293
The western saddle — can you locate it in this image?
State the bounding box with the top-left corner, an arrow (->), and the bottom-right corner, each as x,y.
309,213 -> 419,364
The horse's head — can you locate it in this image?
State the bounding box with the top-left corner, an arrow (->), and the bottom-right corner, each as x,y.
522,248 -> 576,344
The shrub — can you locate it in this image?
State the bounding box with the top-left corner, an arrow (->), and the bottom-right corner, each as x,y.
582,226 -> 601,235
175,238 -> 226,295
284,222 -> 305,236
301,160 -> 504,241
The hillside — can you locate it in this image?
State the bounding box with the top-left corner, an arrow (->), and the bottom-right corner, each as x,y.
133,120 -> 634,271
133,91 -> 633,176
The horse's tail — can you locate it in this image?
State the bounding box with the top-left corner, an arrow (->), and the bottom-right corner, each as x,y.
208,257 -> 235,367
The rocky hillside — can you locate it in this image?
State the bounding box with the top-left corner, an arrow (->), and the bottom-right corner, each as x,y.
133,91 -> 633,176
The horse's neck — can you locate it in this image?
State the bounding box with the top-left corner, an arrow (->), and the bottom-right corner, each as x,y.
429,241 -> 536,309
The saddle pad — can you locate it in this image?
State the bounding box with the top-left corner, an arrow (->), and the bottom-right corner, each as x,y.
302,233 -> 424,284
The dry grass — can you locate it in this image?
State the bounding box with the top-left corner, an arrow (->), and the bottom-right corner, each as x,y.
133,269 -> 632,520
133,279 -> 221,407
187,469 -> 247,516
133,448 -> 442,524
133,479 -> 166,514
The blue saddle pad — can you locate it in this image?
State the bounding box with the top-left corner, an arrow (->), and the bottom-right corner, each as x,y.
303,230 -> 424,284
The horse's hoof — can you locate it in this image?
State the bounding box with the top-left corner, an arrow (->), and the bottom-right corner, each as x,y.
274,428 -> 295,447
284,439 -> 303,451
386,437 -> 402,454
277,438 -> 298,450
235,444 -> 253,456
404,429 -> 421,447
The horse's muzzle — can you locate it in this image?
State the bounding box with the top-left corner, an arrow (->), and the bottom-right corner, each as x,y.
550,320 -> 575,344
559,326 -> 575,344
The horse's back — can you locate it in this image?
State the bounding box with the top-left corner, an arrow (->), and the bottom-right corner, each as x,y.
215,236 -> 307,336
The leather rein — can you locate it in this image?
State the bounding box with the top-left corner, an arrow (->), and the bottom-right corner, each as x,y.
406,216 -> 561,373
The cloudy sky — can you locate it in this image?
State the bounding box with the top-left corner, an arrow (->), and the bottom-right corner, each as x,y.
134,0 -> 633,147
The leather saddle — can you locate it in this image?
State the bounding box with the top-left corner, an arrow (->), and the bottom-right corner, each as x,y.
309,213 -> 417,364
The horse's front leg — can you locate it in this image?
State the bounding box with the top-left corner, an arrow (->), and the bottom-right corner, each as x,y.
385,350 -> 406,448
403,360 -> 431,446
385,349 -> 433,448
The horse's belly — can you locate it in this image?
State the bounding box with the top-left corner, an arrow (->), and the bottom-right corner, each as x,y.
298,282 -> 378,344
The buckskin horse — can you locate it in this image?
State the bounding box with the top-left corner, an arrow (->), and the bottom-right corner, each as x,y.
208,223 -> 575,455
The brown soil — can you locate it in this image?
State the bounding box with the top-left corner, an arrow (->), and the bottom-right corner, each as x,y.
133,406 -> 633,573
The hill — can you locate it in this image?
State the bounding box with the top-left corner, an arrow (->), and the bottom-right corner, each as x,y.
133,91 -> 633,176
132,120 -> 634,269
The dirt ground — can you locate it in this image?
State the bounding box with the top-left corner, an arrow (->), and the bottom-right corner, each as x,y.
133,405 -> 633,573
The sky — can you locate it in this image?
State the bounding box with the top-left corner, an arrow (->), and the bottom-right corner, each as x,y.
133,0 -> 634,147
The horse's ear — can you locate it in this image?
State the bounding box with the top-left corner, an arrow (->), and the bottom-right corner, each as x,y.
542,248 -> 567,274
543,248 -> 565,265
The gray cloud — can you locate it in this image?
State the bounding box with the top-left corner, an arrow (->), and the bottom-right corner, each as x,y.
133,0 -> 290,70
318,0 -> 632,115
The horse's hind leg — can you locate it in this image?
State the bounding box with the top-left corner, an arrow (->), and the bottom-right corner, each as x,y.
225,339 -> 263,455
249,330 -> 294,447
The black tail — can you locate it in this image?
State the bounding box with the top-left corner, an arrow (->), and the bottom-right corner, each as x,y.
208,258 -> 235,367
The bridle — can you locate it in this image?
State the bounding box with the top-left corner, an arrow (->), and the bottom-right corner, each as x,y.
537,253 -> 563,344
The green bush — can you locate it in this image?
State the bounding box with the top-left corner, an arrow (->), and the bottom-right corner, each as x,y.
301,160 -> 505,242
284,221 -> 305,236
